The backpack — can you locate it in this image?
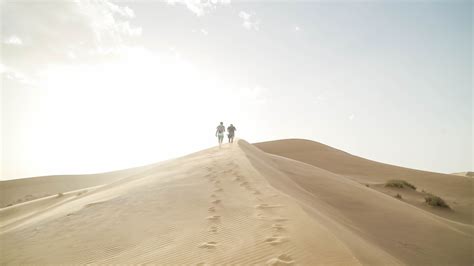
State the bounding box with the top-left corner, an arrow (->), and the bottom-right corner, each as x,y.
217,125 -> 225,133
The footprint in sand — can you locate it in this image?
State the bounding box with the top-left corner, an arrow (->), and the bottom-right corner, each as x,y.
252,190 -> 261,195
208,226 -> 218,233
272,224 -> 286,231
266,254 -> 294,265
213,180 -> 220,184
214,188 -> 223,192
206,215 -> 221,222
255,204 -> 284,209
199,241 -> 218,249
208,207 -> 216,212
255,213 -> 267,220
85,201 -> 108,208
264,235 -> 287,245
211,199 -> 221,204
233,177 -> 241,182
272,217 -> 289,222
210,194 -> 217,198
240,182 -> 253,190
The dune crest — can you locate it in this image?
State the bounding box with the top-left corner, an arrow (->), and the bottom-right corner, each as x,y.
1,139 -> 472,265
255,139 -> 473,225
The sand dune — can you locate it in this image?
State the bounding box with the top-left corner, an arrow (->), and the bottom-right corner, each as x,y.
0,163 -> 161,208
255,139 -> 473,225
1,139 -> 472,265
247,140 -> 473,265
452,172 -> 474,178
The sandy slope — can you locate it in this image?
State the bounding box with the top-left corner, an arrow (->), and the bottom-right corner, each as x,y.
1,139 -> 472,265
452,172 -> 474,178
1,141 -> 360,265
244,141 -> 473,265
0,164 -> 159,208
255,139 -> 473,225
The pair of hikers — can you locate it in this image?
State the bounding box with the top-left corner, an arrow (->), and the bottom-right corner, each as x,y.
215,122 -> 236,146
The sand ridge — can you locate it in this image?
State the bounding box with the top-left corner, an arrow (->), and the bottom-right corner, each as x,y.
1,140 -> 360,265
246,140 -> 473,265
1,139 -> 472,265
255,139 -> 474,225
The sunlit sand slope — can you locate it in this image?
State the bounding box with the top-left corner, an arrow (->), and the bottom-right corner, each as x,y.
1,140 -> 361,265
1,139 -> 472,265
0,164 -> 158,208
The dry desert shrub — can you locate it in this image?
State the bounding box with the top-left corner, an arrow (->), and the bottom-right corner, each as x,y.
424,194 -> 450,208
385,179 -> 416,190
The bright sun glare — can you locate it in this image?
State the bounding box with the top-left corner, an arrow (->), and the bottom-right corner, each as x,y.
16,47 -> 247,177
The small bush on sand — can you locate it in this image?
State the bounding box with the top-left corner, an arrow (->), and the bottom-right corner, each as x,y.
395,193 -> 402,199
57,192 -> 64,197
424,194 -> 450,208
385,180 -> 416,190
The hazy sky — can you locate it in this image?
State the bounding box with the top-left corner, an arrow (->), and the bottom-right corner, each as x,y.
1,0 -> 472,180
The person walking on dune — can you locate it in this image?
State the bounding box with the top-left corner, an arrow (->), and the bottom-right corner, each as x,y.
216,122 -> 225,146
227,124 -> 236,143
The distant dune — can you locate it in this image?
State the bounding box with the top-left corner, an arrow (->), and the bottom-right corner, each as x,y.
1,139 -> 472,265
255,139 -> 473,225
451,172 -> 474,177
0,164 -> 159,208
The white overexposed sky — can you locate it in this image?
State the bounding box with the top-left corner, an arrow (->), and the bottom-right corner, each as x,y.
1,0 -> 472,180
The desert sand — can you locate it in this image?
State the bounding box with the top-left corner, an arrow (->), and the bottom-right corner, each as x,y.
0,165 -> 155,208
451,172 -> 474,178
1,139 -> 472,265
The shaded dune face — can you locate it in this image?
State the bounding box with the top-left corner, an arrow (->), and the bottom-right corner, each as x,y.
1,139 -> 472,265
254,139 -> 473,225
244,140 -> 473,265
253,139 -> 472,196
